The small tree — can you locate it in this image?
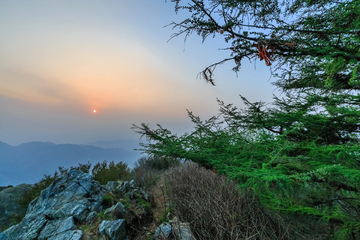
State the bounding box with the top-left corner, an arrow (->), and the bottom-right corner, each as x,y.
133,0 -> 360,238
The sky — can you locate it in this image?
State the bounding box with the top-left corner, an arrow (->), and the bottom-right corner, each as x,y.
0,0 -> 276,146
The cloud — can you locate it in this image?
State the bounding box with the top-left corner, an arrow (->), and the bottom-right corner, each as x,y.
0,69 -> 92,114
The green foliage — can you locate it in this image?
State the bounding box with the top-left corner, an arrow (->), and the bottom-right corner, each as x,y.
133,116 -> 360,237
92,160 -> 132,185
97,209 -> 111,221
132,0 -> 360,238
101,193 -> 114,208
79,225 -> 90,231
158,206 -> 172,224
137,198 -> 150,209
119,197 -> 128,205
158,214 -> 167,224
158,208 -> 172,223
121,200 -> 130,209
134,155 -> 183,171
166,0 -> 360,83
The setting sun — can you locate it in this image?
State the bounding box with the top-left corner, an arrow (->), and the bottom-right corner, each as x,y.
93,110 -> 97,113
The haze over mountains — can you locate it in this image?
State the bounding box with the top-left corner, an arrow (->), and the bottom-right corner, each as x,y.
86,139 -> 146,151
0,140 -> 147,186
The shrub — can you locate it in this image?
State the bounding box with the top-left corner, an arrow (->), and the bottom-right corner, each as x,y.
163,161 -> 328,240
101,193 -> 114,209
130,155 -> 182,192
91,160 -> 132,185
97,209 -> 111,221
79,225 -> 90,231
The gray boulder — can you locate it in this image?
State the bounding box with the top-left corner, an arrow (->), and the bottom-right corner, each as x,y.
153,217 -> 196,240
154,222 -> 172,239
85,211 -> 97,223
99,219 -> 126,240
105,181 -> 120,191
47,230 -> 83,240
113,180 -> 148,201
116,181 -> 133,199
103,202 -> 125,219
171,220 -> 196,240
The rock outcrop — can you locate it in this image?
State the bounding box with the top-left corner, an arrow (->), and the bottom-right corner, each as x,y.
0,170 -> 106,240
0,184 -> 33,231
0,170 -> 196,240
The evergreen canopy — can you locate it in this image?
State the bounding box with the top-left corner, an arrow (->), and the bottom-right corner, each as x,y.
132,0 -> 360,238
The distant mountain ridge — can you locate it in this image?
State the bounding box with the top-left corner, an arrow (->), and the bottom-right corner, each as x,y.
86,139 -> 147,151
0,141 -> 146,186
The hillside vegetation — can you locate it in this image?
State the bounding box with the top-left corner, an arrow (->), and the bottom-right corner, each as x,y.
130,0 -> 360,239
5,156 -> 334,239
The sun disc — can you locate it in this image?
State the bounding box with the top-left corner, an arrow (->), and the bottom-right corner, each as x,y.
93,110 -> 97,113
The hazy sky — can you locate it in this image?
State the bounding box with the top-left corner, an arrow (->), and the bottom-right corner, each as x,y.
0,0 -> 276,146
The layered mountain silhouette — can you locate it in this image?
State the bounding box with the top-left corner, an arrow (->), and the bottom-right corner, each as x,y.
0,141 -> 146,186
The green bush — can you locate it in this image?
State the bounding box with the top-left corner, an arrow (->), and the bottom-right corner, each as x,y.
101,193 -> 114,208
79,225 -> 90,231
92,160 -> 132,185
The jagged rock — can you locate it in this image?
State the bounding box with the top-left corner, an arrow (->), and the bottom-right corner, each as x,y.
0,214 -> 48,239
104,202 -> 125,219
0,170 -> 106,239
129,180 -> 137,188
47,230 -> 83,240
133,188 -> 148,201
116,181 -> 133,199
85,211 -> 97,223
154,222 -> 172,239
112,180 -> 148,201
38,216 -> 76,239
153,217 -> 196,240
105,181 -> 120,192
170,217 -> 196,240
0,183 -> 33,229
99,219 -> 126,240
0,170 -> 155,240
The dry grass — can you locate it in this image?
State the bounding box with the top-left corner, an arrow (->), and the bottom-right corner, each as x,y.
128,156 -> 329,239
160,161 -> 292,239
161,160 -> 331,240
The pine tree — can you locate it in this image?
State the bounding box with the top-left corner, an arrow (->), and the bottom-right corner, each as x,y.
132,0 -> 360,238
